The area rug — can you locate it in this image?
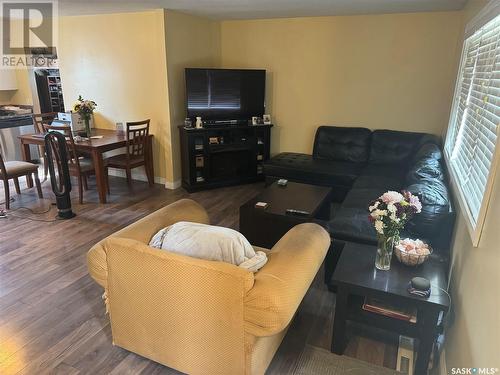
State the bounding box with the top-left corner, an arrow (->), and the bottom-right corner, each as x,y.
293,345 -> 399,375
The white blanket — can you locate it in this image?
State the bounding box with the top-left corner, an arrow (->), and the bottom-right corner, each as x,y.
149,221 -> 267,272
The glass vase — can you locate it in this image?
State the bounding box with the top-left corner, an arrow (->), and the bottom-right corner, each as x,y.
84,118 -> 91,138
375,235 -> 396,271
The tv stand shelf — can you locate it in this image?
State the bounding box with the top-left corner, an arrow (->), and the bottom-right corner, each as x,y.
179,124 -> 272,192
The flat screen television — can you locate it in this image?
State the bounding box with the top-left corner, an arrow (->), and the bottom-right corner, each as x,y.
185,68 -> 265,122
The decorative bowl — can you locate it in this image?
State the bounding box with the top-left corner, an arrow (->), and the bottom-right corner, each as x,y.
394,239 -> 432,266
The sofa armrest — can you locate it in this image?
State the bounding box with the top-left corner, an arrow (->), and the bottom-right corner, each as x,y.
243,223 -> 330,336
87,198 -> 210,289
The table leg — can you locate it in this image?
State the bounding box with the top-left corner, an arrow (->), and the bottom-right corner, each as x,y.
331,287 -> 348,354
92,149 -> 107,204
21,142 -> 34,188
415,309 -> 440,374
146,137 -> 154,186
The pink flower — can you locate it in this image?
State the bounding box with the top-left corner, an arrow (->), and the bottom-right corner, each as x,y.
381,191 -> 403,204
408,193 -> 422,213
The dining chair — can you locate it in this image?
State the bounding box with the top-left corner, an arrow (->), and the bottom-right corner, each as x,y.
43,124 -> 95,204
104,119 -> 153,191
32,112 -> 58,180
0,151 -> 43,210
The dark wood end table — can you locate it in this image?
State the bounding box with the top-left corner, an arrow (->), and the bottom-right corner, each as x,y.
329,242 -> 450,374
239,181 -> 332,248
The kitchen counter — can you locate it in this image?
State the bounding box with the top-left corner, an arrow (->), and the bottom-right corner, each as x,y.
0,105 -> 34,129
0,109 -> 36,162
0,114 -> 34,129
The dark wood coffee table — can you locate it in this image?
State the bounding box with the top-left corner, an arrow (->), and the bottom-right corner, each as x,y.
329,242 -> 450,374
239,181 -> 332,248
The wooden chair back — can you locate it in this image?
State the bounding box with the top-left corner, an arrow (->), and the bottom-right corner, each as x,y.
0,151 -> 7,181
126,120 -> 150,161
42,124 -> 82,174
33,112 -> 58,134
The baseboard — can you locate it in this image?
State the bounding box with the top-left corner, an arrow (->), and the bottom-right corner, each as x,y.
107,168 -> 166,186
164,180 -> 181,190
396,335 -> 414,375
107,168 -> 181,190
439,349 -> 447,375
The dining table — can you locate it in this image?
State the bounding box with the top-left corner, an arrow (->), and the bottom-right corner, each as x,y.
18,128 -> 154,204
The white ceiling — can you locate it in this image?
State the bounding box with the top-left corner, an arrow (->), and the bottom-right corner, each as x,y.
58,0 -> 468,19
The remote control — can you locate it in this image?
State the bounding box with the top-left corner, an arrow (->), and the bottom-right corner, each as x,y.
255,201 -> 268,209
277,179 -> 288,186
285,208 -> 310,217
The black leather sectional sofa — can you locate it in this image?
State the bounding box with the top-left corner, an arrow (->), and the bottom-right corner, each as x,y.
263,126 -> 455,251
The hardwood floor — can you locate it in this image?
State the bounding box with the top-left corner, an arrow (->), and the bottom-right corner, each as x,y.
0,174 -> 398,374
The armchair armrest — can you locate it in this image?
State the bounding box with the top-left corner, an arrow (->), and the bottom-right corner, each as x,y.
243,223 -> 330,336
87,198 -> 209,289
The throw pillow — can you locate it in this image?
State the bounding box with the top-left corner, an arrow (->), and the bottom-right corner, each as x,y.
149,221 -> 267,272
406,158 -> 444,184
413,143 -> 442,162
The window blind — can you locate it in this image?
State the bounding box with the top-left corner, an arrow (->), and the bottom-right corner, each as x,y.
445,14 -> 500,226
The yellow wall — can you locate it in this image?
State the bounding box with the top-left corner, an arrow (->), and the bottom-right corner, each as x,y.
0,89 -> 16,105
56,9 -> 220,185
220,12 -> 463,155
164,11 -> 221,182
10,68 -> 33,105
444,0 -> 500,371
446,180 -> 500,369
58,10 -> 171,182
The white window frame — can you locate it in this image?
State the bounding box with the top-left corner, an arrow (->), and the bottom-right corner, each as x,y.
445,0 -> 500,247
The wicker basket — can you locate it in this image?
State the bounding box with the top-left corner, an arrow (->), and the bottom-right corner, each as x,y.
394,241 -> 432,266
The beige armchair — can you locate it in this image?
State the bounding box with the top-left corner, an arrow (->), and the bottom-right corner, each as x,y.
87,199 -> 330,375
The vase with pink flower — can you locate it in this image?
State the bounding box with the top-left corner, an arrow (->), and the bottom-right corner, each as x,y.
368,190 -> 422,270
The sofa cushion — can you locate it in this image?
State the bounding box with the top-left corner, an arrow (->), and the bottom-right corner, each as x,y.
360,164 -> 405,179
405,178 -> 452,242
327,207 -> 377,244
369,130 -> 424,165
352,175 -> 403,190
341,188 -> 388,210
327,208 -> 418,245
407,178 -> 449,206
263,152 -> 364,187
406,158 -> 444,184
313,126 -> 372,163
417,134 -> 441,147
413,143 -> 443,162
353,164 -> 405,189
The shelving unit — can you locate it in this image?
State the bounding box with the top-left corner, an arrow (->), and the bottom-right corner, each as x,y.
179,124 -> 272,192
46,70 -> 64,112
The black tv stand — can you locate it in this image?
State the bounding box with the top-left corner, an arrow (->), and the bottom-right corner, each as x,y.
179,124 -> 272,192
202,119 -> 249,126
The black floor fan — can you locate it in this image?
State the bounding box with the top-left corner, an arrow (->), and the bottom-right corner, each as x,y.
45,131 -> 76,219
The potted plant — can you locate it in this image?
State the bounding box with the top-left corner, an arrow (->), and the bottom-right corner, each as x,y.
72,95 -> 97,138
368,191 -> 422,270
